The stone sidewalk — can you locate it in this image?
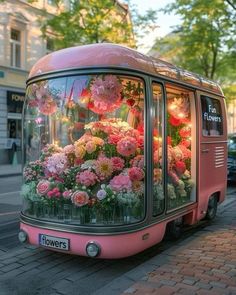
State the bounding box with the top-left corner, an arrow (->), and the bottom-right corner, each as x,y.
97,192 -> 236,295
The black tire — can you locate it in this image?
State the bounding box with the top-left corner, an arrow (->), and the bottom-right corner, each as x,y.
205,195 -> 217,220
165,217 -> 183,240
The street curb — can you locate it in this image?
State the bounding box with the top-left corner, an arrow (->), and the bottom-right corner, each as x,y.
0,173 -> 22,178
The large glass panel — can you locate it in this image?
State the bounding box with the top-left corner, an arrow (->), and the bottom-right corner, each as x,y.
166,86 -> 195,210
152,83 -> 164,216
22,74 -> 145,225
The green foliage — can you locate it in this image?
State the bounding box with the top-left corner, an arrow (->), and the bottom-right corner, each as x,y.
154,0 -> 236,82
38,0 -> 157,50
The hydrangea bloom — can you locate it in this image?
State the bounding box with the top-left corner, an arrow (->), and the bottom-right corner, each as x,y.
46,153 -> 68,174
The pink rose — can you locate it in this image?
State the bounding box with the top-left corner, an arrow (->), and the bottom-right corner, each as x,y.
85,141 -> 97,154
36,180 -> 51,195
71,191 -> 89,207
110,174 -> 132,192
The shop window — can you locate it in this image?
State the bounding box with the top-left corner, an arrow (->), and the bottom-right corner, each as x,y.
22,74 -> 146,226
10,28 -> 21,68
201,95 -> 223,136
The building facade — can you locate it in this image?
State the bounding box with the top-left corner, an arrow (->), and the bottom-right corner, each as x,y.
0,0 -> 133,166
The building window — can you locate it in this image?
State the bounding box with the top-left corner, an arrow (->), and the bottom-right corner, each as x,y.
10,28 -> 21,68
47,0 -> 57,6
46,37 -> 55,54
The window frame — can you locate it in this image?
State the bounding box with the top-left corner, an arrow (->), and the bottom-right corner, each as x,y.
200,95 -> 223,137
10,28 -> 21,68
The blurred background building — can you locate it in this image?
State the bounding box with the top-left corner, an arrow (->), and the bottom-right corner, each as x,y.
0,0 -> 132,165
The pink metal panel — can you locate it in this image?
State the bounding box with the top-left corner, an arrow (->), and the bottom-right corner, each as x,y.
20,222 -> 166,259
28,43 -> 223,96
29,44 -> 155,79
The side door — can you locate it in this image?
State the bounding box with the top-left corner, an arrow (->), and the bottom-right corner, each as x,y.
197,92 -> 227,220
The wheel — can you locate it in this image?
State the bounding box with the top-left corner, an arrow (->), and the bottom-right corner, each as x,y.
205,195 -> 217,220
165,217 -> 183,240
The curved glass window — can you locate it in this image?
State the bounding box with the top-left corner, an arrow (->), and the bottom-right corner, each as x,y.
21,74 -> 145,226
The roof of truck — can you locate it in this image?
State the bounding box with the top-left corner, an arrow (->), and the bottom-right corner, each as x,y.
28,43 -> 223,95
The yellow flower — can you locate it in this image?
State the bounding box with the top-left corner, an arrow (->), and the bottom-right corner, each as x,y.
74,144 -> 86,159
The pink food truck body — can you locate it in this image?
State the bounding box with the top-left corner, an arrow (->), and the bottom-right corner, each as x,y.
19,44 -> 227,258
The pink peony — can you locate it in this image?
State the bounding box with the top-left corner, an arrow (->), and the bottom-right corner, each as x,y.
128,167 -> 144,181
71,191 -> 89,207
117,136 -> 137,157
76,170 -> 98,187
111,157 -> 125,171
36,180 -> 51,195
109,174 -> 132,192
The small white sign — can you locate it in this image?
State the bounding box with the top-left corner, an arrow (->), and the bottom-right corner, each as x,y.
39,234 -> 70,251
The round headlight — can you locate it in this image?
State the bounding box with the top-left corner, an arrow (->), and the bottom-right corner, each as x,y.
18,230 -> 28,243
86,242 -> 101,258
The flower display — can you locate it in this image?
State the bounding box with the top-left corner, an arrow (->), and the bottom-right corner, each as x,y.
89,75 -> 122,114
46,152 -> 68,175
22,74 -> 194,225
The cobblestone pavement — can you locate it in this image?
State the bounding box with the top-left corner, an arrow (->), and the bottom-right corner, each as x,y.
0,192 -> 235,295
116,194 -> 236,295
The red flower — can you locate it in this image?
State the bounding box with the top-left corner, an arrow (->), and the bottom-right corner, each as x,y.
175,161 -> 186,175
80,88 -> 91,99
167,136 -> 172,145
126,99 -> 135,107
179,126 -> 191,138
169,116 -> 182,126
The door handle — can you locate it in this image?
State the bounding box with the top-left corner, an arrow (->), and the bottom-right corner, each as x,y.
201,149 -> 210,153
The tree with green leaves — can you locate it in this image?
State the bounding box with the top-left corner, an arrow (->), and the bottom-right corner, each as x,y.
158,0 -> 236,81
39,0 -> 157,50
